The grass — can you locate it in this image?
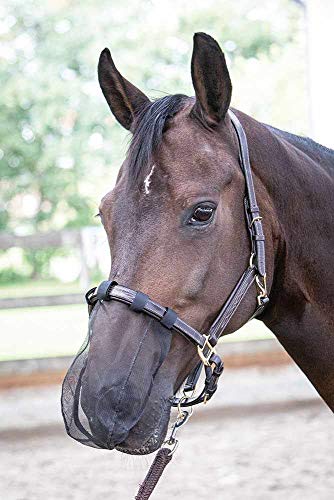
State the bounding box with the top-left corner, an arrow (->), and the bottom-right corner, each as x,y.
0,303 -> 273,362
0,305 -> 87,361
0,279 -> 82,299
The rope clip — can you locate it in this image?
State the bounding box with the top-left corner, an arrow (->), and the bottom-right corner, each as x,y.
164,408 -> 193,456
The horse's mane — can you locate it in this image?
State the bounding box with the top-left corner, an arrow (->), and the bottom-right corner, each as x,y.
128,94 -> 188,180
127,93 -> 334,180
265,124 -> 334,167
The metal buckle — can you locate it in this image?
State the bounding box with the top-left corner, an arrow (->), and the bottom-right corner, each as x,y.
249,215 -> 263,227
255,274 -> 268,306
197,334 -> 216,366
85,287 -> 97,305
203,393 -> 210,405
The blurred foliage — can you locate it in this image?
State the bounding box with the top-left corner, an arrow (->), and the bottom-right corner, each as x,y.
24,247 -> 64,280
0,246 -> 70,283
0,0 -> 307,242
0,266 -> 28,285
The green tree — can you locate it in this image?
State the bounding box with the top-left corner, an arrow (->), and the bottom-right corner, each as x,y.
0,0 -> 306,240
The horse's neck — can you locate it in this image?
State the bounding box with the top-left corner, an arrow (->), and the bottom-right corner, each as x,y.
242,112 -> 334,412
244,113 -> 334,293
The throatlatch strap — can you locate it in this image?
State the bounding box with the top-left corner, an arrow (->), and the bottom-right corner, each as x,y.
208,266 -> 257,344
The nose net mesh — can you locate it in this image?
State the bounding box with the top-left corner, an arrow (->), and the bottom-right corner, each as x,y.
61,302 -> 172,450
61,314 -> 104,448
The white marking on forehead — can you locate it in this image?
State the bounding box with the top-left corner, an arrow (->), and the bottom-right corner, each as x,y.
143,165 -> 156,195
203,143 -> 213,153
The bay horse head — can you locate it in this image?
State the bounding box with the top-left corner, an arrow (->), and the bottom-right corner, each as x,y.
68,33 -> 276,454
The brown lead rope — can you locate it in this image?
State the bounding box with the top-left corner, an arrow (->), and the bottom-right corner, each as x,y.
135,409 -> 192,499
135,448 -> 173,500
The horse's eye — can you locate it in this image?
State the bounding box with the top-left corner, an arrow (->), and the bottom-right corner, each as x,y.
190,205 -> 215,225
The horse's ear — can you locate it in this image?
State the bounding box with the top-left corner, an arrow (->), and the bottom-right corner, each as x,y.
98,48 -> 150,130
191,33 -> 232,127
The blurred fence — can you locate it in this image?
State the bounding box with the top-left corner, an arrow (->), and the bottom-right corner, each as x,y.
0,293 -> 83,309
0,227 -> 108,309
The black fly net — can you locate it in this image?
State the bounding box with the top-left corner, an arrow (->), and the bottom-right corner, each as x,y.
61,301 -> 173,450
61,310 -> 103,448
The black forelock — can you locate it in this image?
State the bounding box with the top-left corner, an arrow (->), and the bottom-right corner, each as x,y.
127,94 -> 189,180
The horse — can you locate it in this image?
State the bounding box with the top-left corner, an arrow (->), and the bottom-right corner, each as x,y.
62,32 -> 334,457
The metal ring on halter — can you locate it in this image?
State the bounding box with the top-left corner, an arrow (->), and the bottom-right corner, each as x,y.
249,252 -> 256,268
249,215 -> 263,227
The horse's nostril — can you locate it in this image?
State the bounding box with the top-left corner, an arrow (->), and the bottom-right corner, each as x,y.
87,409 -> 129,449
107,429 -> 129,450
84,390 -> 133,449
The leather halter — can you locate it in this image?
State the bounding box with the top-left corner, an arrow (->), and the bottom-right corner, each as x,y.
85,109 -> 269,408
